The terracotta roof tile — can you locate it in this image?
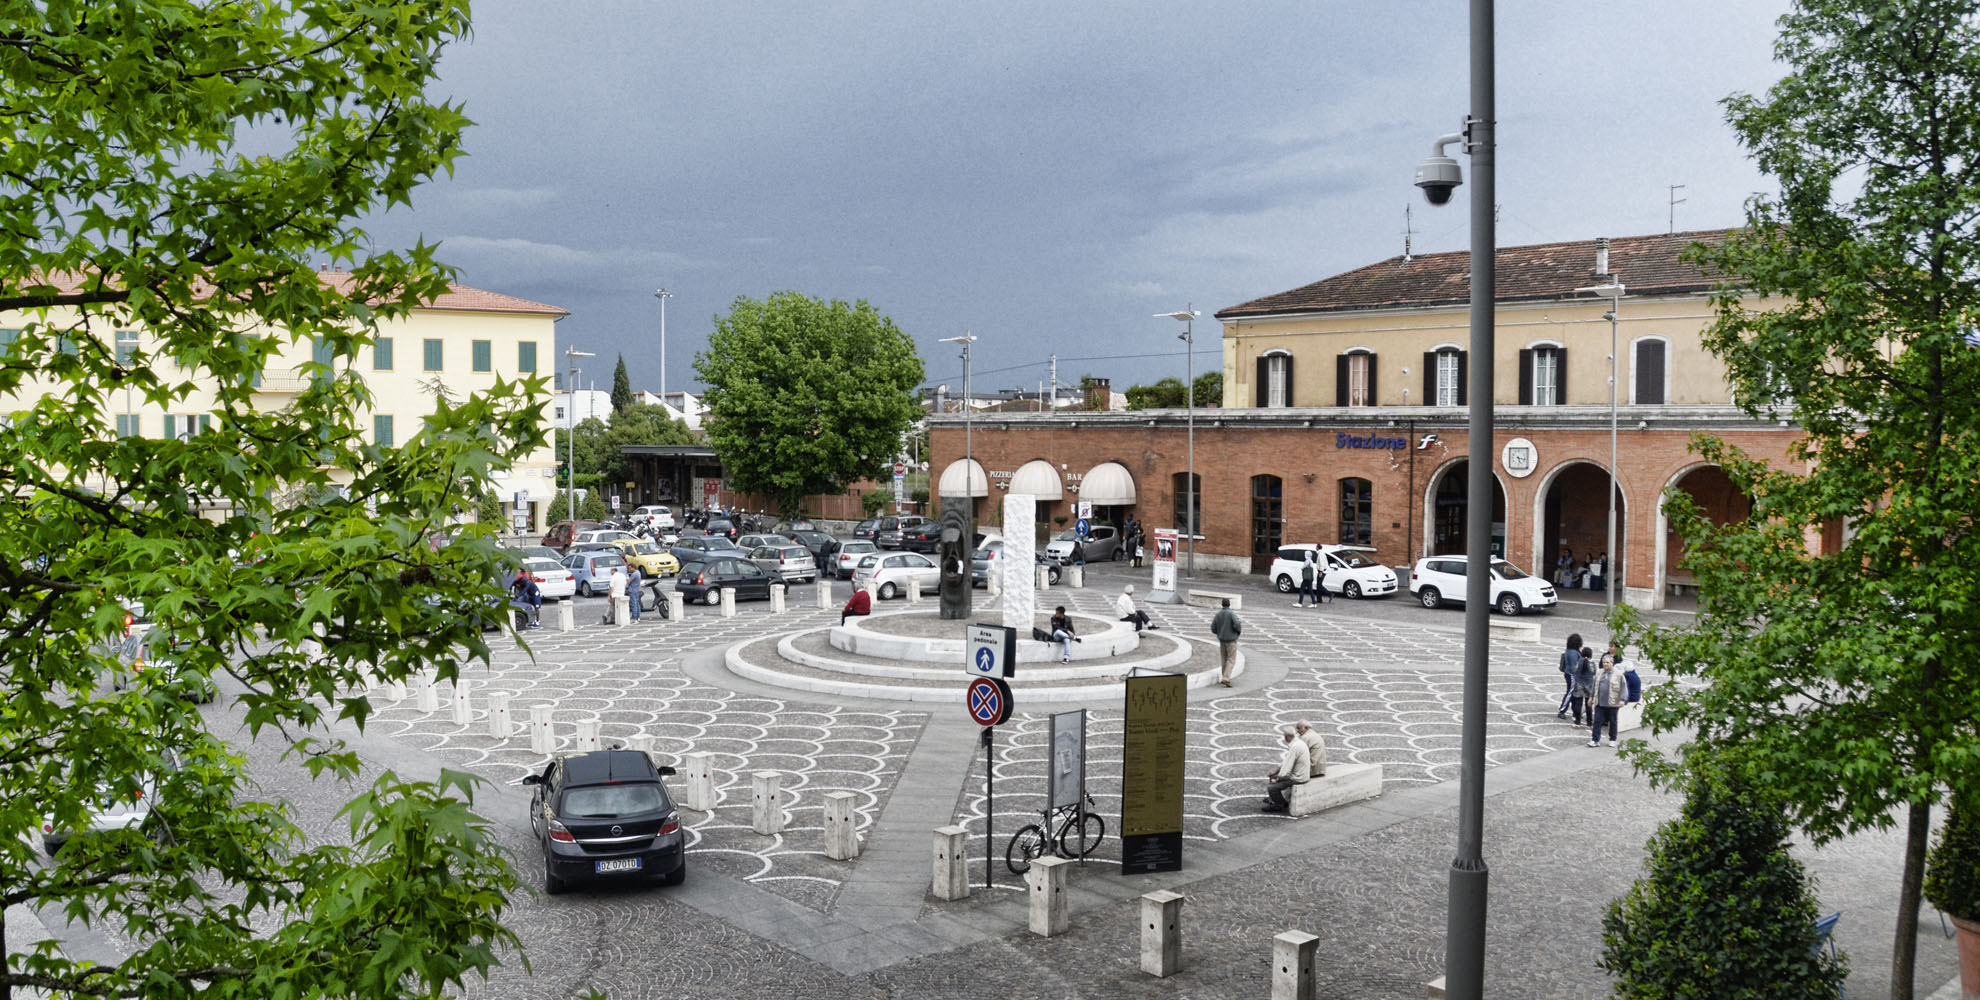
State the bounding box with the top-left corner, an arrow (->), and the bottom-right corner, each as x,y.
316,271 -> 567,316
1216,229 -> 1736,319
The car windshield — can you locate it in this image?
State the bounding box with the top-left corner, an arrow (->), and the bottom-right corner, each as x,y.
524,558 -> 562,573
562,784 -> 665,817
1054,530 -> 1078,541
856,555 -> 878,569
844,542 -> 873,552
1492,560 -> 1528,579
971,548 -> 991,560
1337,553 -> 1378,569
593,555 -> 626,569
778,547 -> 805,558
630,542 -> 661,554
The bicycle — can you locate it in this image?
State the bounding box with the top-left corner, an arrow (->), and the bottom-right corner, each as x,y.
1004,792 -> 1105,875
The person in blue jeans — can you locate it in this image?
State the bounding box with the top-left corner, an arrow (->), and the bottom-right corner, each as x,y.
1589,654 -> 1629,746
1049,605 -> 1079,662
627,564 -> 644,622
1556,632 -> 1582,719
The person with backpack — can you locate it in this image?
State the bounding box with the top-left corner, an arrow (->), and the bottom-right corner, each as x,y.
1295,550 -> 1322,608
1569,642 -> 1598,726
1556,632 -> 1583,719
509,569 -> 542,630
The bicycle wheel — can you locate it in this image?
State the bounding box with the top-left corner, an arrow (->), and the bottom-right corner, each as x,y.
1005,824 -> 1048,875
1057,810 -> 1106,858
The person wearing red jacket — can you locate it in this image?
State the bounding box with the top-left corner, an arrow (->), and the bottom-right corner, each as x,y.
841,588 -> 871,625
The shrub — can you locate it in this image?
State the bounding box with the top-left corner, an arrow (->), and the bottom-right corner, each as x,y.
860,491 -> 889,517
1602,761 -> 1846,999
1925,795 -> 1980,923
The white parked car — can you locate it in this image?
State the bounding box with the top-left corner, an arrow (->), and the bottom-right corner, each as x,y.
520,557 -> 577,602
630,504 -> 677,530
1267,544 -> 1400,599
834,539 -> 878,579
1409,554 -> 1557,616
853,550 -> 940,600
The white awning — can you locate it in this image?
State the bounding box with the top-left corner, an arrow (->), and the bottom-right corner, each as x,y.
1078,461 -> 1136,505
1008,459 -> 1063,500
937,458 -> 990,498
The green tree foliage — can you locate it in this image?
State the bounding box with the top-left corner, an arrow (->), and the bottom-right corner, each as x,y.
1194,370 -> 1223,407
1925,795 -> 1980,923
1125,376 -> 1187,410
1602,760 -> 1847,999
1618,2 -> 1980,993
610,353 -> 634,414
0,2 -> 536,997
554,405 -> 692,489
695,292 -> 924,517
860,490 -> 890,517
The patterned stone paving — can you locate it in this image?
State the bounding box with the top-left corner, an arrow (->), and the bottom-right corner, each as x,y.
359,603 -> 923,911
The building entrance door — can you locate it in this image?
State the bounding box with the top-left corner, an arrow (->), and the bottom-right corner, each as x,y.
1250,475 -> 1283,575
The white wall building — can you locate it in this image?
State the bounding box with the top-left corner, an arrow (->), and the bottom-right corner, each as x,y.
553,389 -> 612,429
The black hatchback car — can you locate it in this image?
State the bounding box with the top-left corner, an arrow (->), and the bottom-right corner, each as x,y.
524,749 -> 685,894
674,556 -> 775,605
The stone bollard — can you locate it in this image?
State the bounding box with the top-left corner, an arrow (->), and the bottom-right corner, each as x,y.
987,568 -> 1001,596
932,825 -> 970,901
629,734 -> 654,756
1425,975 -> 1447,999
770,583 -> 786,613
611,595 -> 630,626
529,704 -> 555,754
555,600 -> 575,632
823,791 -> 859,860
1037,565 -> 1052,592
682,752 -> 717,811
816,578 -> 833,609
863,581 -> 879,606
1271,931 -> 1319,1000
750,771 -> 784,835
905,579 -> 920,605
415,670 -> 439,713
450,679 -> 473,726
720,587 -> 737,618
668,592 -> 686,622
1140,890 -> 1184,978
1027,856 -> 1070,936
1066,564 -> 1084,588
487,691 -> 513,739
383,676 -> 406,702
573,719 -> 601,753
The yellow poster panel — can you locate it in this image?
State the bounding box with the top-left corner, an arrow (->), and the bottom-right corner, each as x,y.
1120,673 -> 1186,874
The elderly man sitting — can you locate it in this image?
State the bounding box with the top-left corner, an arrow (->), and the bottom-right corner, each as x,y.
1262,725 -> 1311,813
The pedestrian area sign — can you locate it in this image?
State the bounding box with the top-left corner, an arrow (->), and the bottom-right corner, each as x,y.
965,623 -> 1015,678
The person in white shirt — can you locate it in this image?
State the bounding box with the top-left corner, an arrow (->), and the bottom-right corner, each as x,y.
602,565 -> 628,624
1115,584 -> 1152,632
1262,726 -> 1311,813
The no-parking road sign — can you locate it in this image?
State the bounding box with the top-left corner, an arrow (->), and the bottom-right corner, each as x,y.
966,676 -> 1013,727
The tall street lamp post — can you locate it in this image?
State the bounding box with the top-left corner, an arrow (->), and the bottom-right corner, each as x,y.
1576,280 -> 1625,611
939,334 -> 977,520
564,346 -> 593,523
653,288 -> 671,402
1157,306 -> 1199,578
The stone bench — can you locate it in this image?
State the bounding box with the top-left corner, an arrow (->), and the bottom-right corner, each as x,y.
1487,617 -> 1543,643
1666,572 -> 1696,597
1288,762 -> 1383,817
1184,588 -> 1242,610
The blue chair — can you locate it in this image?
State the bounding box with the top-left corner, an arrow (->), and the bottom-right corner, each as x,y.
1813,911 -> 1843,998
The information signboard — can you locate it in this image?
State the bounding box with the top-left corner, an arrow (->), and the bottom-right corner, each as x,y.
966,623 -> 1015,678
1119,672 -> 1187,874
1151,526 -> 1179,593
1048,709 -> 1085,811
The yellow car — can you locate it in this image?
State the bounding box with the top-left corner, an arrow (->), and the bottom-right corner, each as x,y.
612,538 -> 681,578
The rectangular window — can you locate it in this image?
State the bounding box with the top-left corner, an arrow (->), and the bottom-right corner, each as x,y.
472,339 -> 492,373
373,336 -> 394,371
0,328 -> 17,349
374,414 -> 395,448
116,413 -> 140,437
1519,346 -> 1566,406
423,338 -> 443,372
56,335 -> 77,356
1340,478 -> 1373,546
1266,355 -> 1288,407
1634,340 -> 1667,404
1436,351 -> 1460,406
1172,472 -> 1202,538
1348,354 -> 1370,406
115,330 -> 139,365
163,414 -> 177,440
518,341 -> 537,373
555,405 -> 565,421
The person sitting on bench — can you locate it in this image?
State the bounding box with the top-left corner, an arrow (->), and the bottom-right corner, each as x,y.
1115,584 -> 1152,632
841,588 -> 871,625
1262,725 -> 1311,813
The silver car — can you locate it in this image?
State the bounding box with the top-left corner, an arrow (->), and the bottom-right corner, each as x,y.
750,543 -> 818,583
834,539 -> 878,579
853,550 -> 940,600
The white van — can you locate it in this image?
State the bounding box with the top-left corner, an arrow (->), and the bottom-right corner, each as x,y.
1409,554 -> 1557,616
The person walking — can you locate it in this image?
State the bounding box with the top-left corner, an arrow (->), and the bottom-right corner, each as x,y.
1589,651 -> 1629,746
1262,725 -> 1311,813
1556,632 -> 1582,719
1115,584 -> 1152,632
1050,605 -> 1080,662
1295,550 -> 1321,607
1211,597 -> 1242,687
1569,640 -> 1597,726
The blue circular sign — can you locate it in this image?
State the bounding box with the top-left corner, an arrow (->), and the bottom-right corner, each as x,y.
973,646 -> 996,675
1075,517 -> 1091,538
966,676 -> 1012,727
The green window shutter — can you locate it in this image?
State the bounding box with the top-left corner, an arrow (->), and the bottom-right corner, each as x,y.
116,414 -> 139,437
472,339 -> 491,373
374,337 -> 394,371
374,414 -> 395,448
163,414 -> 178,439
115,331 -> 139,365
197,415 -> 211,434
518,341 -> 537,373
0,329 -> 17,348
423,338 -> 443,371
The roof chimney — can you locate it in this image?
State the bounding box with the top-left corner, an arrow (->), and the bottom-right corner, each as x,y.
1595,237 -> 1611,277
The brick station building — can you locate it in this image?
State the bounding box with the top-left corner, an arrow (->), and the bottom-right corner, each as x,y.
927,230 -> 1815,611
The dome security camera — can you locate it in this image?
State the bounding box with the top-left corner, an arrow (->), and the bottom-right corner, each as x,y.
1415,131 -> 1466,207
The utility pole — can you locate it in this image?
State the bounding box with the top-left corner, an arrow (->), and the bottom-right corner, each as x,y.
1049,355 -> 1058,415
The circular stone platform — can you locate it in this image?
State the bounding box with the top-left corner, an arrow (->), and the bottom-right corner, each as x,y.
723,608 -> 1238,703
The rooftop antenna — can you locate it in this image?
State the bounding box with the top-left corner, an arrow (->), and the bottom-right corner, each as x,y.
1403,204 -> 1415,261
1668,183 -> 1687,234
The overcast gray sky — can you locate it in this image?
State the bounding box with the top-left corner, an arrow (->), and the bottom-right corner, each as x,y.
369,1 -> 1793,398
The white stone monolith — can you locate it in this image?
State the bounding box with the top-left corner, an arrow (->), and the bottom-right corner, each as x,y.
1001,494 -> 1037,630
573,719 -> 600,753
487,691 -> 513,739
1027,856 -> 1070,936
529,704 -> 555,754
750,771 -> 784,835
450,679 -> 473,725
770,583 -> 786,613
1065,564 -> 1084,588
816,578 -> 834,609
611,595 -> 630,626
668,592 -> 686,622
932,825 -> 970,901
682,751 -> 717,811
823,791 -> 859,860
1272,931 -> 1319,1000
555,600 -> 575,631
720,587 -> 737,617
905,578 -> 920,604
1141,890 -> 1184,977
415,670 -> 439,713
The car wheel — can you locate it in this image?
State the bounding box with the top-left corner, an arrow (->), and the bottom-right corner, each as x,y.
1274,574 -> 1294,594
660,861 -> 686,887
1112,547 -> 1124,562
1497,593 -> 1523,617
705,591 -> 720,606
1049,567 -> 1062,585
1345,581 -> 1363,600
1418,587 -> 1442,609
544,857 -> 567,896
879,582 -> 898,600
578,581 -> 593,598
